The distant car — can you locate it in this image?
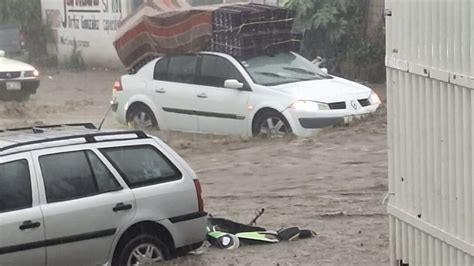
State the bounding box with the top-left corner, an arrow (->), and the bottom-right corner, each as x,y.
0,24 -> 23,56
111,51 -> 381,138
0,123 -> 207,266
0,50 -> 39,101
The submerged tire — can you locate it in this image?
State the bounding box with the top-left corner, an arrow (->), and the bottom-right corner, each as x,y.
253,110 -> 292,138
115,234 -> 171,266
126,104 -> 158,130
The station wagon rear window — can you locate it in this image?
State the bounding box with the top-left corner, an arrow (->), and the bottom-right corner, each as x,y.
101,145 -> 182,188
0,159 -> 32,213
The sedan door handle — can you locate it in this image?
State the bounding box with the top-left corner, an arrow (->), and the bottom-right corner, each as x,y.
113,203 -> 132,212
197,93 -> 208,98
155,88 -> 166,94
19,220 -> 41,230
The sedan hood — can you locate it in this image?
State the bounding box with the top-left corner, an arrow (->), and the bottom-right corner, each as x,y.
273,76 -> 372,103
0,57 -> 34,72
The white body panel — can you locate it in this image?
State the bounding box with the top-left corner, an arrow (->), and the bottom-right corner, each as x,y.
113,52 -> 380,137
0,57 -> 35,72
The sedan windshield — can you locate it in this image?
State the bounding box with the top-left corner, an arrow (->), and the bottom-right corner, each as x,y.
240,52 -> 332,86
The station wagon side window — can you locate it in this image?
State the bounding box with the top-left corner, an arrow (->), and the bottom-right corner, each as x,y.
0,159 -> 32,213
198,55 -> 247,88
40,151 -> 121,203
100,145 -> 182,189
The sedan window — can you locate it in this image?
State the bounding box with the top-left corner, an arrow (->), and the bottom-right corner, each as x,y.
0,159 -> 32,213
198,55 -> 246,88
100,145 -> 182,189
153,57 -> 169,81
153,55 -> 197,84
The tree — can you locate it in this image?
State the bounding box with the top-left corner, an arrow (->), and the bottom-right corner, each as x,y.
284,0 -> 385,82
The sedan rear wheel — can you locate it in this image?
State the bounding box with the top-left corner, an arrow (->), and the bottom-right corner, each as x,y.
127,106 -> 157,130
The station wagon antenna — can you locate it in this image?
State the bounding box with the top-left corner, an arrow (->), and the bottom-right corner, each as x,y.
98,105 -> 112,130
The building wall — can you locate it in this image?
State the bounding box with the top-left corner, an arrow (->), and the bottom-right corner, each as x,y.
41,0 -> 135,67
386,0 -> 474,265
41,0 -> 270,67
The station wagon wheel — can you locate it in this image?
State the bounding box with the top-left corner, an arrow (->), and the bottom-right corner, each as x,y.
116,234 -> 170,266
127,243 -> 164,265
127,105 -> 158,130
254,110 -> 292,138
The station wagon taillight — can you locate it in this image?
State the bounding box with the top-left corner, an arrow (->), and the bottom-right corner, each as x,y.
194,179 -> 204,212
113,78 -> 123,92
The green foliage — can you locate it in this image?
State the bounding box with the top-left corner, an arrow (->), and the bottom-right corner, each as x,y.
0,0 -> 50,63
284,0 -> 386,82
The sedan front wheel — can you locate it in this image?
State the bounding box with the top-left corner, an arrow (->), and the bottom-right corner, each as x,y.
254,110 -> 292,138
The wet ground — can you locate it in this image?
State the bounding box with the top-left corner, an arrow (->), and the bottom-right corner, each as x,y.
0,69 -> 389,265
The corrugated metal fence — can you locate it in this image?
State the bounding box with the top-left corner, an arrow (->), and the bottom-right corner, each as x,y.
386,0 -> 474,265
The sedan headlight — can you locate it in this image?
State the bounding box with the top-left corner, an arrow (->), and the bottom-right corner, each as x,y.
292,101 -> 329,111
369,91 -> 381,105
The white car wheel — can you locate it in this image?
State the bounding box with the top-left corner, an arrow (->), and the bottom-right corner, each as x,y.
254,111 -> 292,138
127,106 -> 157,130
115,234 -> 170,266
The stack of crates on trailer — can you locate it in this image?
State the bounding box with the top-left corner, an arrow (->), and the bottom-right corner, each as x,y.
210,3 -> 301,58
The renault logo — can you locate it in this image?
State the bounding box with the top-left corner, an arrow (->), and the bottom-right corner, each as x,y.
350,100 -> 358,110
6,73 -> 11,78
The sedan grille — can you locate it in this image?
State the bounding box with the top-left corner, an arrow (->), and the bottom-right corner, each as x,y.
0,71 -> 21,79
358,98 -> 371,107
328,102 -> 346,110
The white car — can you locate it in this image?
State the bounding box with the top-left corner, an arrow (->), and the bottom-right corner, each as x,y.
0,50 -> 40,101
0,123 -> 207,266
111,52 -> 381,137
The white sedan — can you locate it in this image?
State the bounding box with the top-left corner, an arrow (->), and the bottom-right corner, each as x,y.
111,51 -> 381,138
0,50 -> 40,101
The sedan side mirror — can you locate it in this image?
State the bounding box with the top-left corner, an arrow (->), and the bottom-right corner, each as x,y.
0,50 -> 5,57
224,79 -> 244,90
321,68 -> 328,74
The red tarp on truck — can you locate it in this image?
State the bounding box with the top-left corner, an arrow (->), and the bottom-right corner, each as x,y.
114,1 -> 220,71
114,1 -> 299,71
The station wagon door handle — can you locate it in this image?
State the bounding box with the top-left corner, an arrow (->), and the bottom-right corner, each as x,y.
19,220 -> 41,230
155,88 -> 166,94
196,93 -> 208,98
113,203 -> 133,212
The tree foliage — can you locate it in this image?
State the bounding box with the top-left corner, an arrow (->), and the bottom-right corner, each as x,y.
284,0 -> 385,82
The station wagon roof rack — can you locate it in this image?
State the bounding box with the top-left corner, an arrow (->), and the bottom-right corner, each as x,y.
0,123 -> 97,133
0,129 -> 149,153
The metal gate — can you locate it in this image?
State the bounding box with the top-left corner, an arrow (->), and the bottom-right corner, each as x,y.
386,0 -> 474,265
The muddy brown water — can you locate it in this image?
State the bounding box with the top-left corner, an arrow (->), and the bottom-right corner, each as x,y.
0,69 -> 389,265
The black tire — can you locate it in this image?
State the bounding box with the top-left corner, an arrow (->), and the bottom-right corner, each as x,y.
253,110 -> 292,138
114,234 -> 171,266
126,105 -> 158,130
